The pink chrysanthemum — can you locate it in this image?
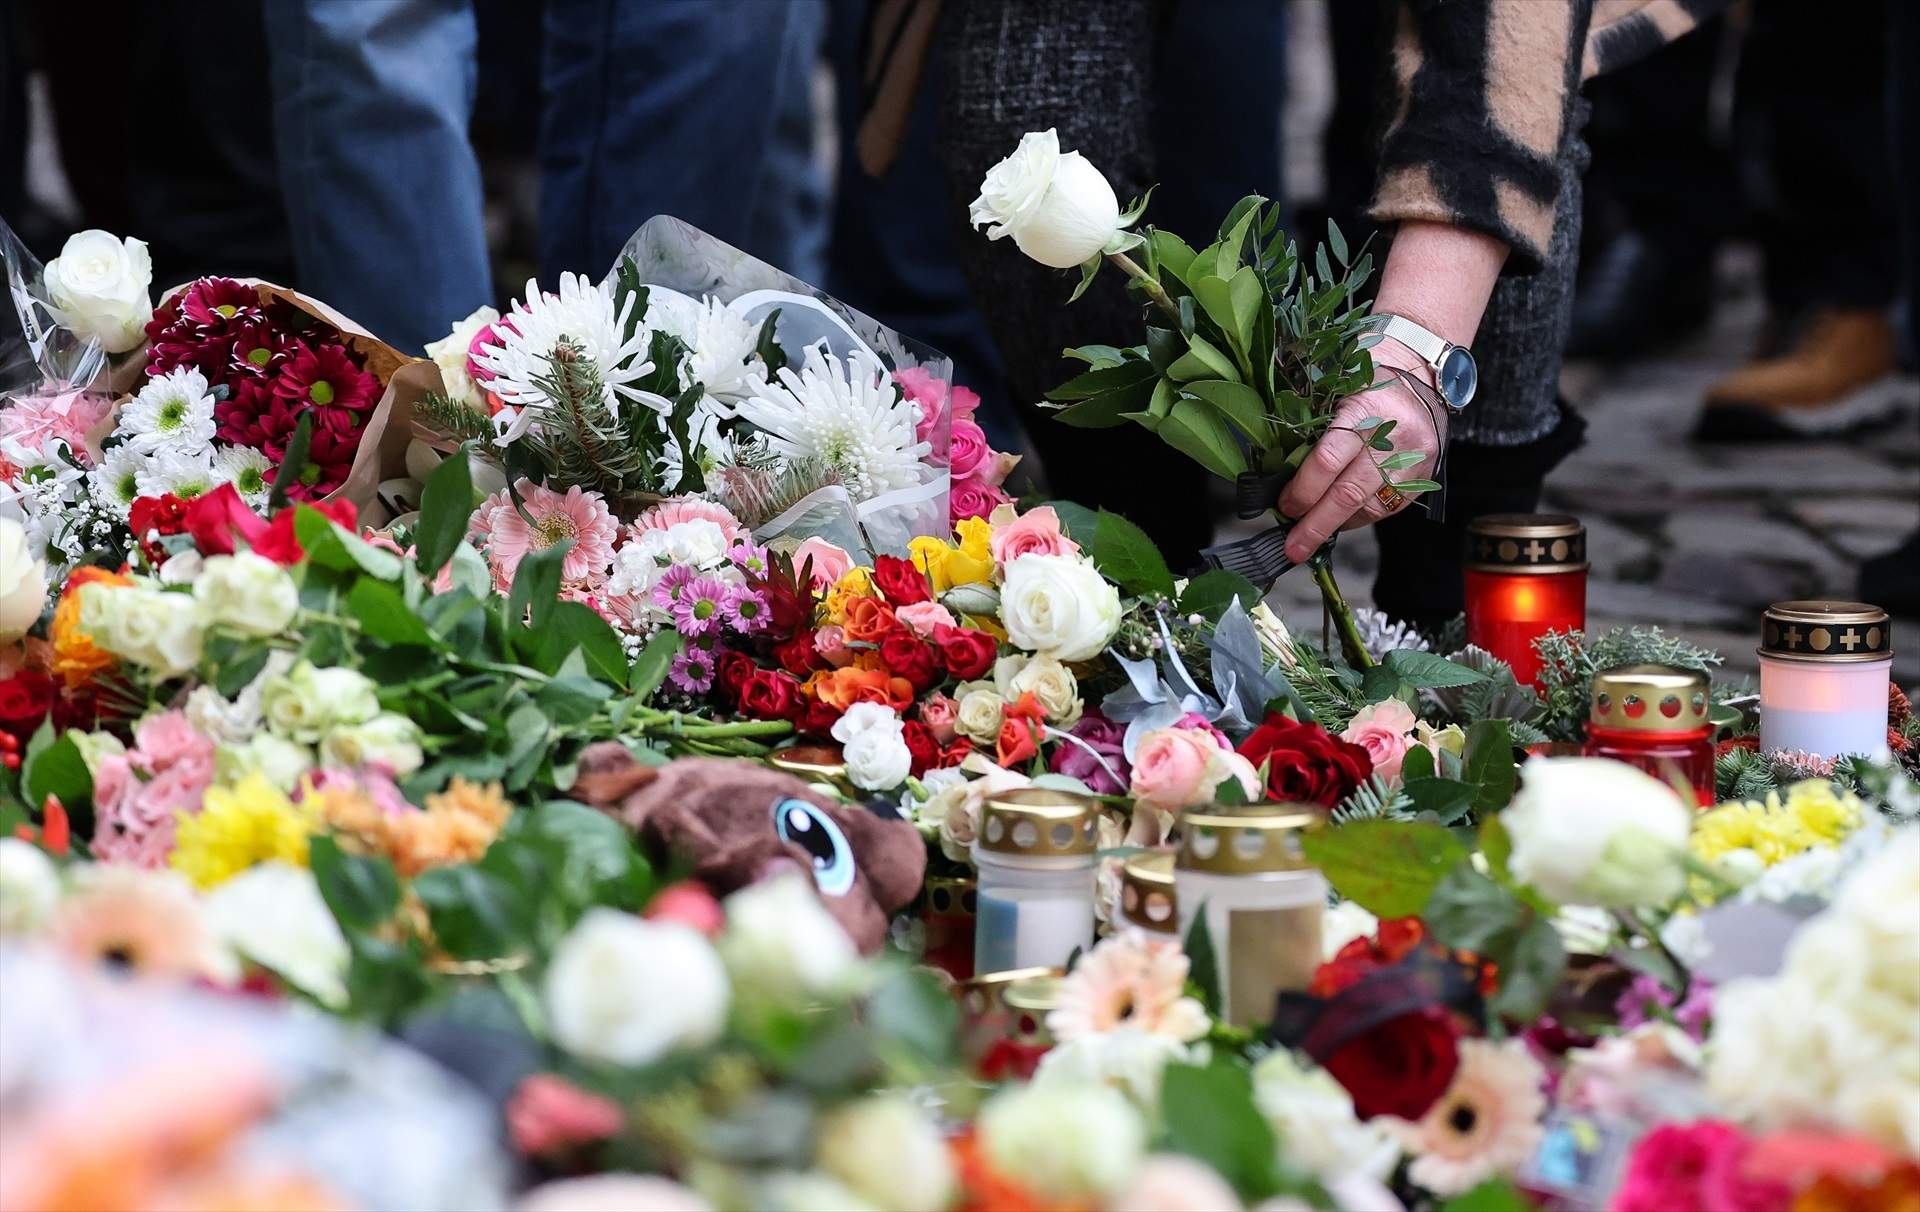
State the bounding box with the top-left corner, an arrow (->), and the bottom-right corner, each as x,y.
632,496 -> 744,547
484,479 -> 620,589
722,584 -> 771,634
668,575 -> 731,639
1047,928 -> 1210,1044
0,387 -> 113,467
729,540 -> 771,578
667,647 -> 716,694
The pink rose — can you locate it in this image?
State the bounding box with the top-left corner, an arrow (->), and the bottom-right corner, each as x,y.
813,624 -> 855,667
792,537 -> 853,591
1614,1121 -> 1788,1212
644,880 -> 725,937
950,477 -> 1011,525
1340,699 -> 1418,783
948,417 -> 991,479
506,1074 -> 625,1158
949,382 -> 980,420
919,693 -> 960,743
980,449 -> 1021,488
1173,712 -> 1232,750
895,600 -> 957,639
1130,728 -> 1219,809
989,505 -> 1081,566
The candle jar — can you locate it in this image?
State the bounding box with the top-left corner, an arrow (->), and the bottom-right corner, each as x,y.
922,875 -> 977,980
767,745 -> 851,795
1464,514 -> 1588,687
972,788 -> 1098,974
1174,805 -> 1326,1028
1120,850 -> 1179,935
1582,664 -> 1716,805
1758,601 -> 1893,759
955,966 -> 1061,1081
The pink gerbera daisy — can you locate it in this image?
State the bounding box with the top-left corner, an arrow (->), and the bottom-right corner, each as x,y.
631,496 -> 744,547
1388,1038 -> 1547,1197
484,479 -> 620,589
1047,928 -> 1210,1044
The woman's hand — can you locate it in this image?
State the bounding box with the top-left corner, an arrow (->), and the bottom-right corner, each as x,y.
1278,338 -> 1445,565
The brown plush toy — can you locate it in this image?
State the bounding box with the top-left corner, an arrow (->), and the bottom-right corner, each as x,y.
572,744 -> 926,952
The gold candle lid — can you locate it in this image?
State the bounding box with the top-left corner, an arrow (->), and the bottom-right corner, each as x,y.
1002,974 -> 1061,1045
1465,513 -> 1588,574
978,788 -> 1099,857
1590,664 -> 1711,733
925,875 -> 976,916
767,744 -> 848,779
1120,850 -> 1179,933
956,966 -> 1062,1015
1761,601 -> 1892,663
1177,804 -> 1320,875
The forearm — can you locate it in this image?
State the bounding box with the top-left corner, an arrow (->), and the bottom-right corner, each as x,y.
1372,221 -> 1510,351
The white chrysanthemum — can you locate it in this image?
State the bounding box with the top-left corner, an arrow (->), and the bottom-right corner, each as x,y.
213,445 -> 273,504
135,449 -> 219,501
470,273 -> 659,444
88,445 -> 148,518
120,367 -> 216,457
735,345 -> 930,503
653,402 -> 736,492
646,290 -> 769,406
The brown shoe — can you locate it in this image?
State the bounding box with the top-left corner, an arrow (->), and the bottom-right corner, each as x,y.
1695,308 -> 1916,440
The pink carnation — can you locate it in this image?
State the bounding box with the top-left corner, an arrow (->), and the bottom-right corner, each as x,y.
632,496 -> 744,548
950,476 -> 1010,524
1613,1120 -> 1788,1212
0,387 -> 114,467
482,479 -> 619,590
989,504 -> 1081,566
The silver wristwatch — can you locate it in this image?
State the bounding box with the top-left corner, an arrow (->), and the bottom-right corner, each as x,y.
1371,314 -> 1478,411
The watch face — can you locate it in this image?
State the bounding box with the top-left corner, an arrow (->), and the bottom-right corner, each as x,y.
1439,347 -> 1477,410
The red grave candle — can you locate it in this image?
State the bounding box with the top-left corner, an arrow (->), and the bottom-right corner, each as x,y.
1464,514 -> 1588,687
1581,664 -> 1716,806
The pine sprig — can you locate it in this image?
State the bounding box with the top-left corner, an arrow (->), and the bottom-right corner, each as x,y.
1334,773 -> 1414,823
414,390 -> 495,447
709,454 -> 843,528
522,340 -> 656,504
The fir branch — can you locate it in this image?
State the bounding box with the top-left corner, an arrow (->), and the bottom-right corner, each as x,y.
1334,774 -> 1414,823
709,455 -> 842,528
1278,641 -> 1361,733
414,390 -> 495,447
1532,626 -> 1725,743
522,340 -> 656,503
1715,745 -> 1776,803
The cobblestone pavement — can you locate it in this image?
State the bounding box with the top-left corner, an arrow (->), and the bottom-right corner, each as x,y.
1242,252 -> 1920,687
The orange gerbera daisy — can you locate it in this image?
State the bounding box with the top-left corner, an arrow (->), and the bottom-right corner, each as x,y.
313,777 -> 511,878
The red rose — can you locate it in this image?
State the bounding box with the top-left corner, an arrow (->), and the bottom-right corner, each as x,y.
797,698 -> 843,739
774,630 -> 824,678
127,495 -> 190,564
933,624 -> 998,681
878,628 -> 939,692
903,719 -> 940,778
0,671 -> 55,743
939,738 -> 973,767
714,650 -> 758,702
871,554 -> 931,606
1321,1006 -> 1462,1121
1236,713 -> 1373,806
182,483 -> 264,556
738,669 -> 805,722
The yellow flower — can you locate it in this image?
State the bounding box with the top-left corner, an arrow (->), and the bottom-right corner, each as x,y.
944,519 -> 996,588
909,537 -> 954,593
1690,800 -> 1792,867
1689,780 -> 1864,871
966,615 -> 1009,642
955,517 -> 992,561
171,773 -> 318,890
1777,779 -> 1863,847
823,567 -> 879,626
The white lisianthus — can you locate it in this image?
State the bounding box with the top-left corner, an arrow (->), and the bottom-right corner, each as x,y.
719,873 -> 859,1004
1009,654 -> 1083,726
831,703 -> 912,791
259,660 -> 380,743
1251,1050 -> 1399,1182
1034,1029 -> 1192,1115
78,580 -> 204,676
194,552 -> 298,635
815,1095 -> 955,1212
970,129 -> 1124,270
42,229 -> 153,353
121,368 -> 217,457
0,838 -> 61,935
545,909 -> 729,1066
979,1080 -> 1145,1200
606,520 -> 733,599
1503,757 -> 1691,907
424,305 -> 500,409
321,712 -> 425,776
0,517 -> 47,642
214,733 -> 314,793
202,862 -> 349,1007
1000,553 -> 1122,662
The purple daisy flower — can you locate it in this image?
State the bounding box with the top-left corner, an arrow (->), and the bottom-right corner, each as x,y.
730,540 -> 771,578
669,574 -> 730,637
667,646 -> 716,694
722,584 -> 772,634
651,563 -> 698,613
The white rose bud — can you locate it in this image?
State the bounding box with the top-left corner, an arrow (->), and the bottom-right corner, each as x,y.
1505,756 -> 1692,907
194,552 -> 298,636
815,1095 -> 956,1212
0,838 -> 61,936
1009,655 -> 1084,726
1000,554 -> 1122,663
0,517 -> 47,642
720,873 -> 859,1004
78,581 -> 203,676
970,129 -> 1123,269
321,712 -> 425,776
42,229 -> 154,354
545,909 -> 729,1066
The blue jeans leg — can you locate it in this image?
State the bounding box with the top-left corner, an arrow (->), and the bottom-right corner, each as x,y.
262,0 -> 492,353
539,0 -> 829,283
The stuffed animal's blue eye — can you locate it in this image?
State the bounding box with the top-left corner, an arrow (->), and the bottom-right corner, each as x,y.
773,798 -> 855,896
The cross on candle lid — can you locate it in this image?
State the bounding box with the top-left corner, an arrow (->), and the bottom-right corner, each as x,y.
1464,513 -> 1589,574
1760,600 -> 1892,663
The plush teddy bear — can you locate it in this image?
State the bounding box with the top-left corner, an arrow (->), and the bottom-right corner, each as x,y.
572,743 -> 926,952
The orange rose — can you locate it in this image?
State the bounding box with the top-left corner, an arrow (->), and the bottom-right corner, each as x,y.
50,566 -> 130,689
815,666 -> 913,712
841,596 -> 898,645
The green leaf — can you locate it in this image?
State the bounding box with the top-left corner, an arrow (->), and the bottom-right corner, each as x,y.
1166,335 -> 1241,384
1463,719 -> 1518,813
1401,744 -> 1436,782
22,727 -> 89,811
1157,397 -> 1249,481
1489,914 -> 1567,1021
1440,1179 -> 1535,1212
1158,1063 -> 1283,1204
1063,344 -> 1132,368
413,444 -> 475,578
1402,776 -> 1476,823
1182,379 -> 1270,446
1045,358 -> 1156,402
413,864 -> 527,959
293,507 -> 403,579
267,412 -> 313,512
629,629 -> 684,701
1053,373 -> 1158,429
505,537 -> 570,628
867,966 -> 961,1067
1067,253 -> 1102,304
1424,861 -> 1524,954
1183,908 -> 1223,1014
1149,230 -> 1198,284
347,578 -> 436,648
1300,820 -> 1470,919
1080,509 -> 1177,598
343,931 -> 432,1023
1383,650 -> 1489,687
1176,569 -> 1261,622
310,835 -> 400,931
527,600 -> 630,688
1327,219 -> 1350,267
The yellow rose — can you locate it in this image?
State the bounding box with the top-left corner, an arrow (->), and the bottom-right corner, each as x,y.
955,517 -> 992,561
945,546 -> 995,588
909,537 -> 954,594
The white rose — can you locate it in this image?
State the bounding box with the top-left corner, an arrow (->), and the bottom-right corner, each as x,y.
214,734 -> 315,793
321,712 -> 425,776
0,838 -> 60,935
186,685 -> 260,746
1109,1155 -> 1243,1212
424,305 -> 500,409
815,1095 -> 955,1212
202,862 -> 349,1008
545,909 -> 729,1066
1009,654 -> 1083,726
1251,1050 -> 1399,1182
42,229 -> 153,353
78,580 -> 203,676
830,702 -> 899,744
1000,554 -> 1122,662
833,705 -> 911,791
969,129 -> 1123,269
1504,757 -> 1691,907
0,517 -> 47,642
260,660 -> 380,742
720,873 -> 859,1003
194,552 -> 298,635
1034,1029 -> 1191,1115
953,686 -> 1005,746
979,1079 -> 1145,1200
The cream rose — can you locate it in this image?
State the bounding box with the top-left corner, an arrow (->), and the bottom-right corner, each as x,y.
954,685 -> 1006,747
424,305 -> 501,409
969,130 -> 1124,270
1008,655 -> 1083,726
78,580 -> 203,676
546,909 -> 729,1065
42,229 -> 154,353
0,517 -> 47,642
202,862 -> 349,1008
1000,553 -> 1121,662
719,873 -> 859,1004
321,712 -> 425,776
1505,756 -> 1691,907
214,733 -> 315,793
815,1096 -> 955,1212
259,660 -> 381,743
194,552 -> 298,636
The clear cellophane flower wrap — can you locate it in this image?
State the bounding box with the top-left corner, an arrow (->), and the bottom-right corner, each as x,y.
1,216 -> 114,408
609,215 -> 954,563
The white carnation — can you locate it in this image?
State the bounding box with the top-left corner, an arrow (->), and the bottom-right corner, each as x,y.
831,704 -> 912,791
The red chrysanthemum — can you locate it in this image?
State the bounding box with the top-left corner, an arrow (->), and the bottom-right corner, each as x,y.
179,277 -> 266,334
214,377 -> 276,447
227,322 -> 293,381
273,341 -> 379,414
